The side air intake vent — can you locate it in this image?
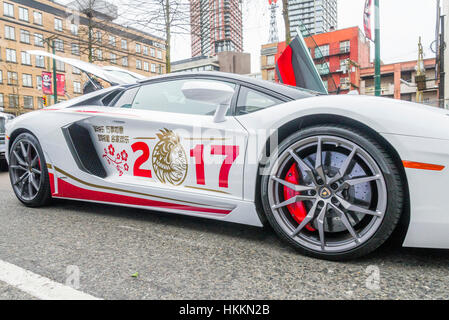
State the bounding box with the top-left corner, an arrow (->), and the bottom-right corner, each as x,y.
62,122 -> 107,178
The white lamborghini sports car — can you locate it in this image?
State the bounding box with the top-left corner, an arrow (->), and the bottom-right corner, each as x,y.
6,46 -> 449,260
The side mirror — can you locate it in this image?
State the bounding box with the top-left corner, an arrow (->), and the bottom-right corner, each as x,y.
181,81 -> 235,123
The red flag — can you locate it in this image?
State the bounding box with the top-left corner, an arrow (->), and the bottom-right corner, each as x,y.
42,72 -> 65,96
56,74 -> 65,96
364,0 -> 372,40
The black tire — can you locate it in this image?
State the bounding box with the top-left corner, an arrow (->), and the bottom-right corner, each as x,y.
0,160 -> 7,172
8,132 -> 52,207
261,125 -> 404,261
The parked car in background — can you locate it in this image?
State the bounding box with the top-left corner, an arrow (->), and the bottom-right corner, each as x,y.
0,112 -> 14,171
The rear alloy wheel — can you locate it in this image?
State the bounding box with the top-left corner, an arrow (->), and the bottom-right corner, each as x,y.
261,125 -> 403,260
9,133 -> 51,207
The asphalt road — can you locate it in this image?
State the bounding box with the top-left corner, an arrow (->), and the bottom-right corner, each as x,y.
0,170 -> 449,300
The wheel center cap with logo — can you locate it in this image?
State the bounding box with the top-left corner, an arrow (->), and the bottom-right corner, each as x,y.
319,186 -> 332,199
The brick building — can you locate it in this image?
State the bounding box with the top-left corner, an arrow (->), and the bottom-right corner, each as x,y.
0,0 -> 166,115
261,26 -> 371,93
360,58 -> 439,107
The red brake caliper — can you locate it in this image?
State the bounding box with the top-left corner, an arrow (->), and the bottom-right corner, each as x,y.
283,164 -> 316,232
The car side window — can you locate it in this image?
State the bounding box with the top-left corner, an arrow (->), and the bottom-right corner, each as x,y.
131,79 -> 235,115
114,87 -> 139,108
236,86 -> 283,115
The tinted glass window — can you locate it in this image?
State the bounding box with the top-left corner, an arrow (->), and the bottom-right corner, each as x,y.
131,79 -> 235,115
114,87 -> 139,108
236,87 -> 283,115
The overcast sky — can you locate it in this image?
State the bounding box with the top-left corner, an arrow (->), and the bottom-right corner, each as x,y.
61,0 -> 439,73
171,0 -> 438,73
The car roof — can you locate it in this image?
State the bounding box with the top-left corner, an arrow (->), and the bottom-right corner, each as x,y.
138,71 -> 319,101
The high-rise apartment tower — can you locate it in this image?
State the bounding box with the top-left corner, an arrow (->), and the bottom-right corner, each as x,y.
190,0 -> 243,57
288,0 -> 338,37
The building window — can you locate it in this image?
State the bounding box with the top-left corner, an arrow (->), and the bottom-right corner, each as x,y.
36,55 -> 45,68
7,71 -> 18,85
36,75 -> 42,90
340,59 -> 348,71
70,24 -> 78,36
54,18 -> 63,31
22,74 -> 32,87
33,11 -> 42,25
21,51 -> 31,65
20,29 -> 30,43
136,59 -> 142,70
151,63 -> 156,73
23,96 -> 33,109
316,62 -> 330,75
37,97 -> 44,109
340,40 -> 350,53
5,26 -> 15,40
6,48 -> 16,62
110,53 -> 117,64
315,44 -> 329,58
121,39 -> 127,50
0,71 -> 2,84
96,31 -> 102,43
267,69 -> 275,81
150,48 -> 155,57
71,43 -> 80,55
136,43 -> 141,53
143,61 -> 149,72
0,94 -> 3,108
54,39 -> 64,52
97,49 -> 103,60
72,66 -> 81,74
157,50 -> 162,59
4,2 -> 14,18
34,33 -> 44,46
18,7 -> 28,21
122,56 -> 128,67
56,60 -> 65,72
109,35 -> 116,47
9,95 -> 19,108
267,55 -> 275,66
143,46 -> 148,55
73,81 -> 81,94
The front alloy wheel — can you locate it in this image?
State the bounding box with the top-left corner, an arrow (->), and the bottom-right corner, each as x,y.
9,133 -> 51,206
261,125 -> 403,260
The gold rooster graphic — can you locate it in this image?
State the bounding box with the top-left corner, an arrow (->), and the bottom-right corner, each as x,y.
152,128 -> 188,185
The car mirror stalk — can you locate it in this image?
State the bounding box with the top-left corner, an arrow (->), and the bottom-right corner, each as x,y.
213,103 -> 230,123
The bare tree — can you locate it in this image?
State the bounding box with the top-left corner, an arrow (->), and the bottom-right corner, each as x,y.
282,0 -> 291,45
121,0 -> 191,73
67,0 -> 132,64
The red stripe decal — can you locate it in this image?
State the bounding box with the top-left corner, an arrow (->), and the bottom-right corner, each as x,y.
48,172 -> 56,194
73,110 -> 138,117
53,178 -> 232,215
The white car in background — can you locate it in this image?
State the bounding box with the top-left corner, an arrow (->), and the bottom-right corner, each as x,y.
0,112 -> 14,171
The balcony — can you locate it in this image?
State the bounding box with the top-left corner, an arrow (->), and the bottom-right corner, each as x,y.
313,47 -> 350,60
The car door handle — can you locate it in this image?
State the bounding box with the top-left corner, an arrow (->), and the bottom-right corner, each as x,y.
112,120 -> 126,124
